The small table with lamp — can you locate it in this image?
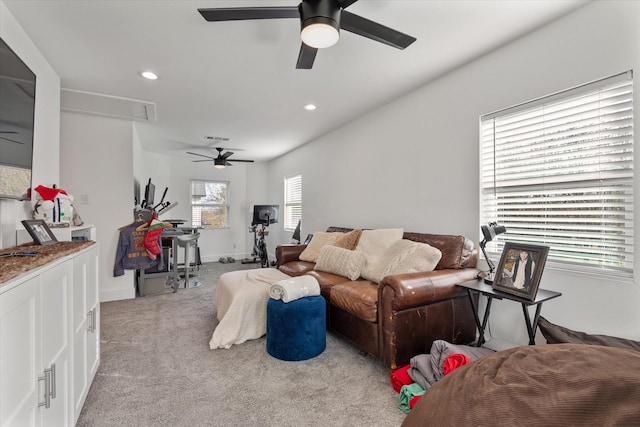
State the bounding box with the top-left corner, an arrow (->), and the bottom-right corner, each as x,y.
457,280 -> 561,346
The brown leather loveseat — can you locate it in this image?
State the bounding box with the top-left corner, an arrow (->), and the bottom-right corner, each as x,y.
276,226 -> 481,370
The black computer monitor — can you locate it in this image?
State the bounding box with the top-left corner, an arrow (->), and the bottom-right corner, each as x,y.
143,179 -> 155,208
292,220 -> 301,243
252,205 -> 279,226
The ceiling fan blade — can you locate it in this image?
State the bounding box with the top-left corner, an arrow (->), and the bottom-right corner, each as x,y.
221,151 -> 234,160
187,151 -> 216,160
192,159 -> 214,162
228,159 -> 254,163
0,135 -> 23,144
198,7 -> 299,22
337,0 -> 359,8
296,43 -> 318,69
340,10 -> 416,49
0,130 -> 18,134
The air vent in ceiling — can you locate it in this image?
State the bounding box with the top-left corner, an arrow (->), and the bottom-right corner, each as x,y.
60,88 -> 156,122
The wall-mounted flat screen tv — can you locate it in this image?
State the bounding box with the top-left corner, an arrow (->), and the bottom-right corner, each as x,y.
0,36 -> 36,200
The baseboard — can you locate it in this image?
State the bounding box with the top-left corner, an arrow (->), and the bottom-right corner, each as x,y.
100,286 -> 135,302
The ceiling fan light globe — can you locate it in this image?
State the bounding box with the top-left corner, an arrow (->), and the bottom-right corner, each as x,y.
301,21 -> 339,49
214,164 -> 225,169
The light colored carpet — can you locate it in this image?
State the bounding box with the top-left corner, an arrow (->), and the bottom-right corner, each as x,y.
76,262 -> 407,427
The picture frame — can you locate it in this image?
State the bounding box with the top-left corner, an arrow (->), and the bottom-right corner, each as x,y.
492,242 -> 549,301
21,219 -> 58,245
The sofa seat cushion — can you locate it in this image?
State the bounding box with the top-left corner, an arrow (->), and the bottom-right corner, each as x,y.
305,270 -> 353,299
330,280 -> 379,323
278,260 -> 315,277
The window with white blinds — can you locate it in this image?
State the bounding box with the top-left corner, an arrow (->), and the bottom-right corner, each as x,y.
480,71 -> 634,279
284,173 -> 302,231
190,180 -> 229,228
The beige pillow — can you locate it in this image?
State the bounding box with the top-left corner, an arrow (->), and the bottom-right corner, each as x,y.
299,232 -> 343,262
371,239 -> 442,283
314,245 -> 366,281
355,228 -> 404,281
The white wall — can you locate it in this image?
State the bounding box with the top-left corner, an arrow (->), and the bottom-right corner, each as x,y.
0,1 -> 60,248
165,155 -> 268,262
60,112 -> 135,301
268,1 -> 640,346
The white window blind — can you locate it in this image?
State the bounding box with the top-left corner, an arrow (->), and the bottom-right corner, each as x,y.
480,71 -> 633,278
191,180 -> 229,228
284,173 -> 302,231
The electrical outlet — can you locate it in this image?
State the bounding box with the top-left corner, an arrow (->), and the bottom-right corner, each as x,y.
233,243 -> 236,249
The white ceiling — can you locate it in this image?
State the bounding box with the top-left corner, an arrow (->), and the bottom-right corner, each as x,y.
4,0 -> 587,163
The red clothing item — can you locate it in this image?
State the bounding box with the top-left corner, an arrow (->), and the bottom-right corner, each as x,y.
390,364 -> 413,393
409,394 -> 423,409
34,185 -> 68,201
442,353 -> 472,375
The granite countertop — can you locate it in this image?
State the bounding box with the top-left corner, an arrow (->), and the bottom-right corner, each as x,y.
0,240 -> 96,284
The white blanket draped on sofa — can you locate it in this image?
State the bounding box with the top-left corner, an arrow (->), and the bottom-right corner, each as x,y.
209,268 -> 290,349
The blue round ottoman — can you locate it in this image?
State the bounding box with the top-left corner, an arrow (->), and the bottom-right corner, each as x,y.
266,295 -> 326,361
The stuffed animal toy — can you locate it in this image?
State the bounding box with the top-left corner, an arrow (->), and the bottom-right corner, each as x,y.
32,185 -> 74,224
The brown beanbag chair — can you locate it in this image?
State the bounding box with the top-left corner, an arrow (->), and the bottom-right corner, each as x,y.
402,344 -> 640,427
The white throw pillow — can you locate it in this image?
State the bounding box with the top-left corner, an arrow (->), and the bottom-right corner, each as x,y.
372,239 -> 442,283
355,228 -> 404,282
299,232 -> 343,262
314,245 -> 366,281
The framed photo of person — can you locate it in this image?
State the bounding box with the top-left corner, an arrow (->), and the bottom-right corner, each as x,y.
21,219 -> 58,245
492,242 -> 549,301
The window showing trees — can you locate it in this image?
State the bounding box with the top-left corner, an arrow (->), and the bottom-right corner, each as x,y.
480,71 -> 633,278
284,173 -> 302,231
191,180 -> 229,228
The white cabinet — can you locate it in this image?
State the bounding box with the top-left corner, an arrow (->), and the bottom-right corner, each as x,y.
0,276 -> 41,427
71,245 -> 99,422
40,261 -> 73,426
0,243 -> 99,427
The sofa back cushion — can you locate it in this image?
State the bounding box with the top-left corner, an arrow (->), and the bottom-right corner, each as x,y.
403,232 -> 473,269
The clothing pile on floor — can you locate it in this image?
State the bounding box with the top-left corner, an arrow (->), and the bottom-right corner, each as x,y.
390,340 -> 495,413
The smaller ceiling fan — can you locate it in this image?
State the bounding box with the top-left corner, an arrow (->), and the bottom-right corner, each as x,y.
187,147 -> 255,169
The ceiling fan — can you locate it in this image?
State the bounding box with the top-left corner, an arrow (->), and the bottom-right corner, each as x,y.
197,0 -> 416,69
187,147 -> 255,169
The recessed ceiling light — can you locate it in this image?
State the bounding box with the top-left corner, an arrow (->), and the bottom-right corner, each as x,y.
303,104 -> 317,111
140,71 -> 158,80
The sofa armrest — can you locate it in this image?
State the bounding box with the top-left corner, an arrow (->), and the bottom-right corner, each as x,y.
378,267 -> 482,369
380,268 -> 482,312
276,244 -> 307,267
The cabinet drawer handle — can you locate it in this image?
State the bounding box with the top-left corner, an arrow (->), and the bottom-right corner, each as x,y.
38,367 -> 52,408
50,363 -> 56,399
89,307 -> 97,333
87,309 -> 93,332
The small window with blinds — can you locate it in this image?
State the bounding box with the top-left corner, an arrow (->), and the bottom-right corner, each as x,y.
191,180 -> 229,228
284,173 -> 302,231
480,71 -> 633,279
